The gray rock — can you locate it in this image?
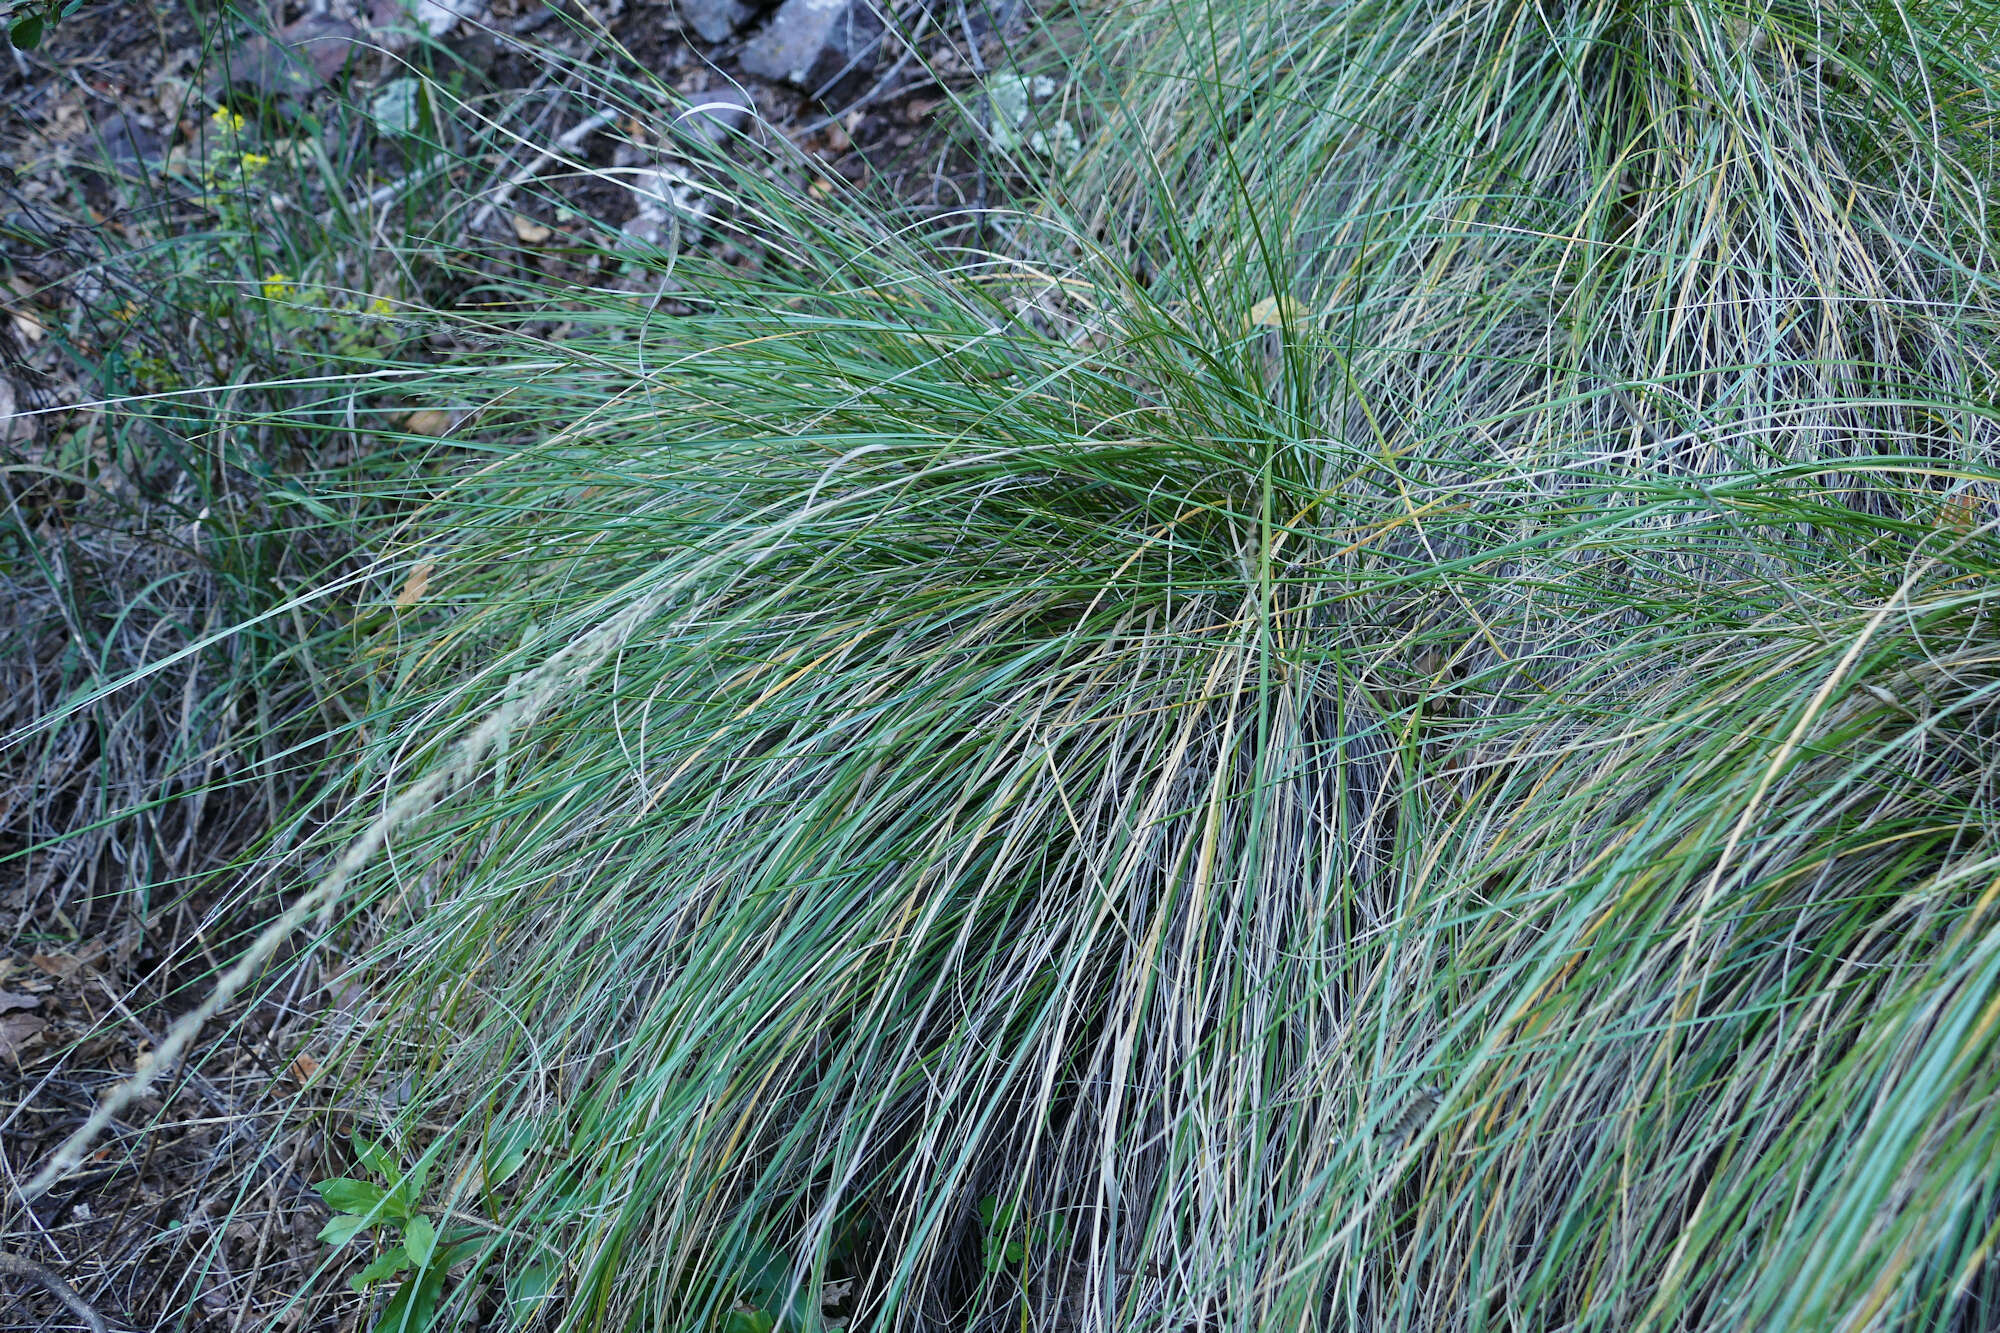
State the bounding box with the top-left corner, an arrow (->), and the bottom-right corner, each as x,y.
620,212 -> 675,250
739,0 -> 881,94
620,160 -> 708,252
673,85 -> 755,147
626,162 -> 704,214
679,0 -> 760,43
410,0 -> 485,37
0,376 -> 27,447
220,14 -> 363,98
86,113 -> 163,170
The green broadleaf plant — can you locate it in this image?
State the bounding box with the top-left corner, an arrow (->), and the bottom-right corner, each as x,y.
315,1134 -> 480,1329
4,0 -> 79,49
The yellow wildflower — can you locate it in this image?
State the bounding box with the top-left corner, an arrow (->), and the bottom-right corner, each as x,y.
239,152 -> 271,172
262,273 -> 296,301
210,106 -> 247,135
366,296 -> 395,317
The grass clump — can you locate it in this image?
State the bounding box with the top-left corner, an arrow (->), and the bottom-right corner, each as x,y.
20,0 -> 2000,1330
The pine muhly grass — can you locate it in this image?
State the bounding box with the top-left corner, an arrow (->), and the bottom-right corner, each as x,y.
25,0 -> 2000,1329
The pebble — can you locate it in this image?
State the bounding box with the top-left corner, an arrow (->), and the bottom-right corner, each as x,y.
411,0 -> 485,38
739,0 -> 881,95
620,161 -> 707,251
671,85 -> 756,148
0,376 -> 26,447
219,14 -> 363,98
679,0 -> 764,44
85,113 -> 162,171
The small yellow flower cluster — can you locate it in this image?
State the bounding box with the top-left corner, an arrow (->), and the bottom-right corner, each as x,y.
196,107 -> 271,191
263,273 -> 297,301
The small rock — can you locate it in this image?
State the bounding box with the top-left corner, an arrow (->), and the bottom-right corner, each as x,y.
627,163 -> 706,216
740,0 -> 882,94
365,0 -> 483,49
679,0 -> 762,44
620,161 -> 707,251
0,377 -> 29,447
411,0 -> 485,38
365,0 -> 414,47
620,213 -> 674,250
221,14 -> 363,98
85,112 -> 163,172
672,85 -> 755,147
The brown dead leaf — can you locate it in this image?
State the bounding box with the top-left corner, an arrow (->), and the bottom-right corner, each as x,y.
31,952 -> 82,981
405,409 -> 453,435
287,1052 -> 321,1084
0,1013 -> 47,1062
511,213 -> 552,244
155,73 -> 194,113
1248,295 -> 1306,329
50,100 -> 86,138
0,990 -> 40,1014
260,137 -> 311,171
396,561 -> 435,607
1939,492 -> 1986,532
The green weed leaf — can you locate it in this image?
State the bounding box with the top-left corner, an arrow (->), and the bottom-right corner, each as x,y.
405,1153 -> 434,1201
505,1260 -> 556,1322
727,1238 -> 829,1333
403,1214 -> 437,1267
319,1213 -> 372,1247
351,1245 -> 412,1292
977,1195 -> 1021,1273
8,14 -> 42,49
317,1178 -> 387,1214
353,1134 -> 397,1180
482,1121 -> 535,1190
375,1260 -> 449,1333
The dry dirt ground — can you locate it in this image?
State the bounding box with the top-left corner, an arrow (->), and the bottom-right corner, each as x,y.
1,1 -> 1021,1328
